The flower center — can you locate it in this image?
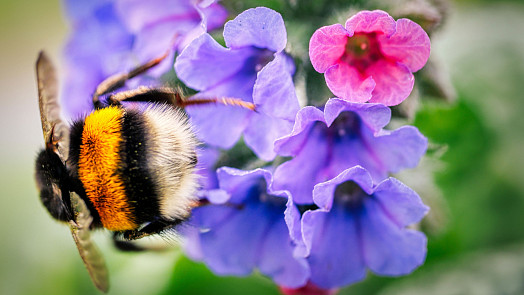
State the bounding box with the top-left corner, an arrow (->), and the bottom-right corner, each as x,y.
254,48 -> 276,72
247,179 -> 286,208
341,32 -> 383,73
328,111 -> 361,139
334,181 -> 367,209
346,34 -> 371,58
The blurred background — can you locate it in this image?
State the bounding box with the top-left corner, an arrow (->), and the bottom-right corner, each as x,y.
1,0 -> 524,294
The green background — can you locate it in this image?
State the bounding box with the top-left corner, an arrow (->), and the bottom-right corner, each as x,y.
1,0 -> 524,294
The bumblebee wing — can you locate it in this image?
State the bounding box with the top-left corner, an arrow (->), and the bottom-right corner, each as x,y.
69,191 -> 109,293
36,51 -> 69,161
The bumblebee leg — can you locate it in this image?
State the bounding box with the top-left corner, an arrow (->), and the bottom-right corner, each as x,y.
112,234 -> 146,252
107,87 -> 256,111
112,232 -> 173,252
92,50 -> 170,109
120,217 -> 185,241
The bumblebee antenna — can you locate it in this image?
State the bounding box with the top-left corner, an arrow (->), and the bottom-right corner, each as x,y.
106,86 -> 256,111
92,49 -> 170,109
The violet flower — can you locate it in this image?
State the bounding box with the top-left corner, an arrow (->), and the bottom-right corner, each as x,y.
175,7 -> 300,161
114,0 -> 227,76
309,10 -> 430,106
187,167 -> 309,288
61,0 -> 227,118
195,147 -> 221,191
273,98 -> 427,204
286,166 -> 429,288
62,0 -> 134,118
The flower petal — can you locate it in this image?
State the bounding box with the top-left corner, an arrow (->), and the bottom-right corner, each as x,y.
253,53 -> 300,121
186,100 -> 250,149
198,204 -> 266,275
373,178 -> 429,227
309,24 -> 349,73
65,0 -> 111,23
312,166 -> 373,210
224,7 -> 287,52
274,106 -> 325,157
115,0 -> 195,33
198,2 -> 228,32
378,18 -> 431,72
345,10 -> 396,36
284,196 -> 307,257
131,22 -> 181,76
273,125 -> 330,204
303,209 -> 366,288
325,63 -> 375,103
258,217 -> 310,288
327,118 -> 426,183
324,98 -> 391,132
181,223 -> 204,260
61,63 -> 101,118
216,167 -> 269,203
195,147 -> 220,190
371,126 -> 428,173
178,2 -> 227,51
360,197 -> 427,275
175,34 -> 257,91
367,59 -> 414,106
244,113 -> 294,161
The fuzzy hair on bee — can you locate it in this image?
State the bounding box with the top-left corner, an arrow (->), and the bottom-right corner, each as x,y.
67,104 -> 200,233
34,50 -> 255,292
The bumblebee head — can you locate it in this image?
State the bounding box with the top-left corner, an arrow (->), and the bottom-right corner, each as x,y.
35,148 -> 72,222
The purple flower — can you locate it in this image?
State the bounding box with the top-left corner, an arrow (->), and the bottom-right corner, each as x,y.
62,0 -> 134,118
175,7 -> 300,161
61,0 -> 227,118
195,147 -> 221,191
114,0 -> 227,76
309,10 -> 430,106
286,166 -> 429,288
186,167 -> 309,288
273,98 -> 427,204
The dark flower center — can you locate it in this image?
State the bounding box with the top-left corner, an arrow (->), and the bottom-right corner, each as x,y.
254,48 -> 276,72
341,32 -> 383,74
327,111 -> 362,140
246,178 -> 286,208
334,181 -> 367,209
239,48 -> 276,78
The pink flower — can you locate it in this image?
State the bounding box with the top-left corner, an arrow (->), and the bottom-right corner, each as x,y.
309,10 -> 430,106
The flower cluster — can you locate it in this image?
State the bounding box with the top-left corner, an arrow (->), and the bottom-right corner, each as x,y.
176,8 -> 431,291
62,2 -> 432,293
62,0 -> 227,117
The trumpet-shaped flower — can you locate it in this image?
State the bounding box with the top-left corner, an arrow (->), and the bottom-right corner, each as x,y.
273,98 -> 427,204
309,10 -> 430,106
175,7 -> 300,161
286,166 -> 429,288
187,167 -> 309,288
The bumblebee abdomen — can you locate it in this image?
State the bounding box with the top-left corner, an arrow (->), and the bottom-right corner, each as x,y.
70,104 -> 198,232
77,106 -> 137,231
141,104 -> 199,222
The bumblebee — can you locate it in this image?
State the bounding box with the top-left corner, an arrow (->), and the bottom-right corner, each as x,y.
34,51 -> 254,292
